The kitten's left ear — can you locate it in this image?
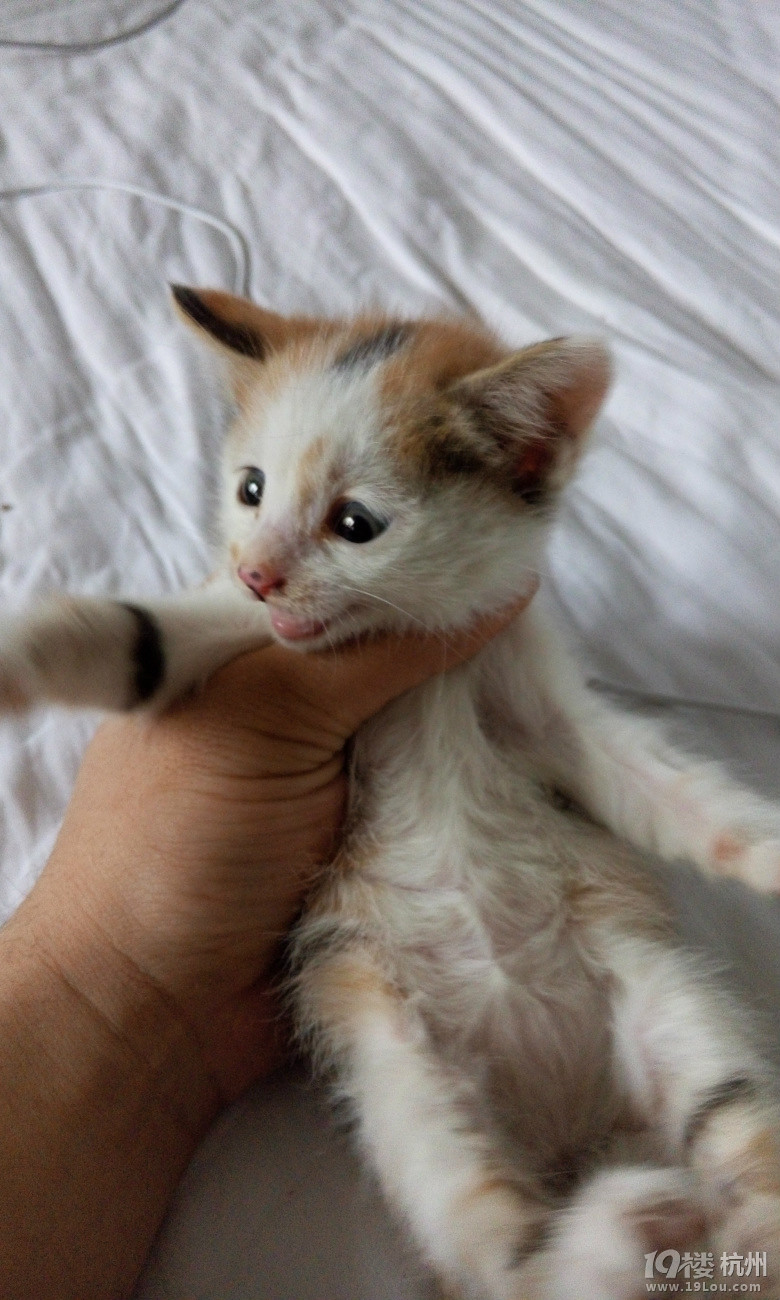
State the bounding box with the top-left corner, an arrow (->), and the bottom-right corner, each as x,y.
170,286 -> 326,403
451,337 -> 612,501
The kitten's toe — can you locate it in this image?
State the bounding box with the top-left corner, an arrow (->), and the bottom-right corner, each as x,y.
706,827 -> 780,892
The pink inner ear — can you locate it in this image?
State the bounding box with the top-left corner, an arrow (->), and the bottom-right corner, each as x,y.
514,436 -> 556,495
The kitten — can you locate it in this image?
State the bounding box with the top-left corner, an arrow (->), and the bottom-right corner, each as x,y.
3,287 -> 780,1299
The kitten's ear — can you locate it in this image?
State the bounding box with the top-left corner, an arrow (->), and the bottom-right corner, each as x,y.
451,338 -> 612,501
170,286 -> 323,404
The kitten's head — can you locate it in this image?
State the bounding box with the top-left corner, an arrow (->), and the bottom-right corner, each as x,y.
173,287 -> 611,648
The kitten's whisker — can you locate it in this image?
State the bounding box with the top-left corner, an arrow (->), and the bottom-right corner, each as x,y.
337,578 -> 535,659
338,583 -> 429,631
337,584 -> 460,656
322,618 -> 340,658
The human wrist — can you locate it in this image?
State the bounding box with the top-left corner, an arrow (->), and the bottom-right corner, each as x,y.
0,886 -> 224,1300
1,880 -> 222,1142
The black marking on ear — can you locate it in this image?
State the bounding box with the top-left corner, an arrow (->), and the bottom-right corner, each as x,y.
684,1075 -> 758,1149
513,477 -> 552,508
333,324 -> 411,371
120,603 -> 166,705
420,432 -> 486,480
171,285 -> 266,360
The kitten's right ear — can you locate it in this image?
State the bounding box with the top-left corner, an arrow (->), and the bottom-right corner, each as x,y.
170,286 -> 323,404
450,337 -> 612,502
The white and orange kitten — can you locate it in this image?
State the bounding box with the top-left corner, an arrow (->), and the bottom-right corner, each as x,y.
4,288 -> 780,1299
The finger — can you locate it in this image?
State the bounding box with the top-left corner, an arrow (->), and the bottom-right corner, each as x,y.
187,581 -> 537,753
286,580 -> 539,734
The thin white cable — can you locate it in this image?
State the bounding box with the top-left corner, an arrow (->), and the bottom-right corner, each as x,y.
0,179 -> 252,295
0,0 -> 188,53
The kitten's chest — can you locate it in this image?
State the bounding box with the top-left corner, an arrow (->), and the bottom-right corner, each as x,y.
351,669 -> 570,939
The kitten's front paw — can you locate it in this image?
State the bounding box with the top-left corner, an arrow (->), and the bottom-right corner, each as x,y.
0,599 -> 135,713
0,639 -> 41,710
710,834 -> 780,894
736,841 -> 780,895
0,608 -> 69,709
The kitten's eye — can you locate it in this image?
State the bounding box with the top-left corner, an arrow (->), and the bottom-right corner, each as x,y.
332,501 -> 388,544
237,467 -> 265,508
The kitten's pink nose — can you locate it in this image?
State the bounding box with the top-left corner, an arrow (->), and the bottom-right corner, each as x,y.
238,564 -> 286,600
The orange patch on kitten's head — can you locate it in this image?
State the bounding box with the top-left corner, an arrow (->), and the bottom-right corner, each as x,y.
174,288 -> 612,505
380,326 -> 612,501
376,318 -> 505,485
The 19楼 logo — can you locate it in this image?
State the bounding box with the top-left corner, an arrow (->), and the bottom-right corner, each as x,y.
645,1250 -> 767,1293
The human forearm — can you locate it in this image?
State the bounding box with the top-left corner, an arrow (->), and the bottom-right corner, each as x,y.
0,607 -> 529,1298
0,889 -> 219,1300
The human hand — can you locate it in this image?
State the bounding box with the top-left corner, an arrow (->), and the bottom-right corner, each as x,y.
18,595 -> 535,1106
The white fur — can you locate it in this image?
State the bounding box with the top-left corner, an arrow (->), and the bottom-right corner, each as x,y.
3,318 -> 780,1298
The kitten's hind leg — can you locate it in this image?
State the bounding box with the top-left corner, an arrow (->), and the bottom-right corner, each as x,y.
295,941 -> 551,1300
0,577 -> 272,713
610,937 -> 780,1295
536,1164 -> 708,1300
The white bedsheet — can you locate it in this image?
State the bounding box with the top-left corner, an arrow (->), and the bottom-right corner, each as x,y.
1,1 -> 780,1296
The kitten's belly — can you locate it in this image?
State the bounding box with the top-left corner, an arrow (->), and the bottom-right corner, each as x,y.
366,788 -> 627,1163
347,714 -> 667,1162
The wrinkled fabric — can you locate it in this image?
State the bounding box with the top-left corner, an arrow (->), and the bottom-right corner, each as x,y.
1,2 -> 779,1295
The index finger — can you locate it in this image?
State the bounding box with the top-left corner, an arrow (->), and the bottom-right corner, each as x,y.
281,580 -> 539,736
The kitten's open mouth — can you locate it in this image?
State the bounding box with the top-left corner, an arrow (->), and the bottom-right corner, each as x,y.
239,578 -> 364,643
238,578 -> 336,640
268,608 -> 330,641
268,601 -> 369,644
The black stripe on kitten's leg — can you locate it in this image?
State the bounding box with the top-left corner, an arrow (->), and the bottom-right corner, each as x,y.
119,603 -> 166,705
684,1075 -> 759,1149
